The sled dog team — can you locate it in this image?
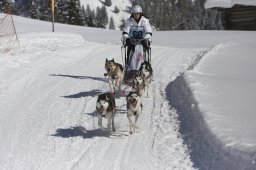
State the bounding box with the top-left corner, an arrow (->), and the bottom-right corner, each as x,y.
96,59 -> 153,134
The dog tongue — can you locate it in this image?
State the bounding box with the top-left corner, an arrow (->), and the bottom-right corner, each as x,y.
130,100 -> 137,107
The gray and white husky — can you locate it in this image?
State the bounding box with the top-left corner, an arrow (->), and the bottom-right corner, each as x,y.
139,61 -> 153,97
126,91 -> 143,134
96,93 -> 116,132
104,59 -> 124,94
131,73 -> 145,97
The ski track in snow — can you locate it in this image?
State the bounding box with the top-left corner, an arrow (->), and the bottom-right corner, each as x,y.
0,33 -> 207,169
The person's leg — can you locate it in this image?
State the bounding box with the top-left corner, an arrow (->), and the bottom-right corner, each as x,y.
126,38 -> 135,66
141,39 -> 151,63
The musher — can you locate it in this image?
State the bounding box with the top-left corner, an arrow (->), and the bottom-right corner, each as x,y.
122,5 -> 152,67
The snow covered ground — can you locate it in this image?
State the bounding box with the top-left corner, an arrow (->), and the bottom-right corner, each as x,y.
0,14 -> 256,170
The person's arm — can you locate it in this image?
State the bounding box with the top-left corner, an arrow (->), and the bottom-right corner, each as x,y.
122,19 -> 131,45
123,19 -> 131,37
144,19 -> 152,40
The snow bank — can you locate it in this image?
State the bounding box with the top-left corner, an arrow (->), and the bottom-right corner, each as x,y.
167,61 -> 256,170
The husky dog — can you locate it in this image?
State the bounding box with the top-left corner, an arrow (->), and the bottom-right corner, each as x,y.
105,59 -> 124,94
131,73 -> 145,97
139,61 -> 153,97
126,91 -> 143,134
96,93 -> 116,132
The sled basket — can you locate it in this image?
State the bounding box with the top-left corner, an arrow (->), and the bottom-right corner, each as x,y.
121,39 -> 151,83
123,70 -> 139,84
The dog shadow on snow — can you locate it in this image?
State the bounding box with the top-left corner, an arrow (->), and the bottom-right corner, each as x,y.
85,108 -> 127,118
52,126 -> 112,139
63,90 -> 126,99
49,74 -> 108,83
62,89 -> 102,98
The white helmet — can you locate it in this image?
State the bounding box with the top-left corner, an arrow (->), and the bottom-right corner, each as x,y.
131,5 -> 142,13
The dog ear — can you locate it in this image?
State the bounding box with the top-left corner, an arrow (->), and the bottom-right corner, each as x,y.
132,77 -> 135,84
106,58 -> 108,62
105,93 -> 109,101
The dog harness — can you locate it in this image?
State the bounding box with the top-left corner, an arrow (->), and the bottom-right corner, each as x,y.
132,84 -> 144,91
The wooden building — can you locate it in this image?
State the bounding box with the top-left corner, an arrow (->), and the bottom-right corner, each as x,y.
223,5 -> 256,30
205,1 -> 256,30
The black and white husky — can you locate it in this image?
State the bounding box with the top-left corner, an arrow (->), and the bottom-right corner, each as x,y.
131,73 -> 145,97
139,61 -> 153,97
126,91 -> 143,134
96,93 -> 116,132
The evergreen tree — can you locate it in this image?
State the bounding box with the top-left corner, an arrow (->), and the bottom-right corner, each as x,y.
119,18 -> 126,30
0,0 -> 12,13
79,5 -> 85,26
81,5 -> 86,25
101,6 -> 108,26
139,0 -> 223,30
14,0 -> 31,16
38,0 -> 51,21
95,7 -> 101,27
84,4 -> 95,27
14,0 -> 51,21
95,5 -> 108,28
30,0 -> 39,19
64,0 -> 83,25
89,9 -> 96,27
113,5 -> 119,13
55,0 -> 65,23
109,17 -> 115,29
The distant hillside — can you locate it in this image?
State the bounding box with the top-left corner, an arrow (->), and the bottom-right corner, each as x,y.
80,0 -> 132,30
4,0 -> 224,30
11,0 -> 132,30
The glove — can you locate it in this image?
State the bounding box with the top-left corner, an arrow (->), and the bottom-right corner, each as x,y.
122,34 -> 129,45
144,34 -> 152,42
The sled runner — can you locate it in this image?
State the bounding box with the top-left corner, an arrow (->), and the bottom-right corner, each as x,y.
121,38 -> 151,83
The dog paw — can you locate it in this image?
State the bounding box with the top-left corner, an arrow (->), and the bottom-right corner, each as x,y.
129,131 -> 133,135
132,123 -> 139,129
112,127 -> 116,132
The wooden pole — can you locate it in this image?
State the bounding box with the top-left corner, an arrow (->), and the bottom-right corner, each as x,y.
11,15 -> 20,47
51,0 -> 55,32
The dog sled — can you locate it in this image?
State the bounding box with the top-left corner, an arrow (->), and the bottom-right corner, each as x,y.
121,38 -> 151,83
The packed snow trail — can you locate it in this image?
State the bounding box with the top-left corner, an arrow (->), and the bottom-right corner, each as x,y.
0,32 -> 206,169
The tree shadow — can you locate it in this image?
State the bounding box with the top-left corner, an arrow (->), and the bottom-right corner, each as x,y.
62,89 -> 103,98
49,74 -> 107,83
51,126 -> 111,139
